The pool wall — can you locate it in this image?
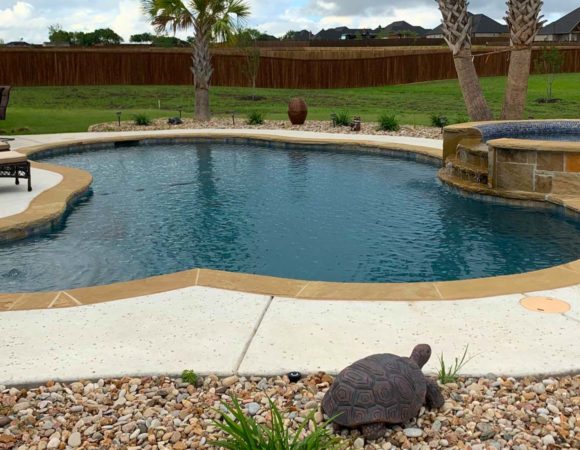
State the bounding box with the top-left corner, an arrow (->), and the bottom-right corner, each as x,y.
1,129 -> 579,306
489,139 -> 580,195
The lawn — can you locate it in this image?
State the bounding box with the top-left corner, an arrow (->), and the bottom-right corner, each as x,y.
1,73 -> 579,135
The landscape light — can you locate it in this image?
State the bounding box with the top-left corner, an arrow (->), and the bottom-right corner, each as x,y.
116,111 -> 122,127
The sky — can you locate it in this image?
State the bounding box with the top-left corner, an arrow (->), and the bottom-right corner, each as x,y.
0,0 -> 574,43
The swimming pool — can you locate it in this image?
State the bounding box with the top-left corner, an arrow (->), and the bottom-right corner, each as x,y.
1,140 -> 579,292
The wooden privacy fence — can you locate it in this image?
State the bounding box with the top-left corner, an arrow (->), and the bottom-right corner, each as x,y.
0,47 -> 579,89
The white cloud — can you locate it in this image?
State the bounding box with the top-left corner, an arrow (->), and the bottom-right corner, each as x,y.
112,0 -> 150,40
0,0 -> 575,43
0,1 -> 51,42
0,1 -> 34,27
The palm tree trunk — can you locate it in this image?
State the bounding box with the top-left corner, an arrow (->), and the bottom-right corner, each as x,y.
501,48 -> 532,119
501,0 -> 545,119
437,0 -> 493,122
453,49 -> 493,121
191,23 -> 213,121
195,86 -> 211,121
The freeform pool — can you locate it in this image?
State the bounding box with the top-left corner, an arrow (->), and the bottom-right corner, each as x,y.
1,141 -> 579,292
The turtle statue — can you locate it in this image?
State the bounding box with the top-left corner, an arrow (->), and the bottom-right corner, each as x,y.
322,344 -> 444,440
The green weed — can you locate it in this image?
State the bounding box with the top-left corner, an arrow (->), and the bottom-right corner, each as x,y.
212,396 -> 342,450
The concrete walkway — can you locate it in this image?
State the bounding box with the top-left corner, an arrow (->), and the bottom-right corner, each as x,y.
0,284 -> 578,386
0,130 -> 578,385
8,129 -> 443,152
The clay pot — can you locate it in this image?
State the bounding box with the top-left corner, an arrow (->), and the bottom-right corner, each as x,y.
288,98 -> 308,125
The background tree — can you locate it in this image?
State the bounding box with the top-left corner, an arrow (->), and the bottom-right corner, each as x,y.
436,0 -> 492,121
536,47 -> 564,102
235,29 -> 261,100
501,0 -> 545,119
130,32 -> 156,42
153,35 -> 190,47
48,25 -> 123,46
48,25 -> 74,44
142,0 -> 250,121
92,28 -> 124,45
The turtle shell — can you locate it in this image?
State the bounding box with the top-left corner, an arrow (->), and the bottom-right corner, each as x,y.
322,353 -> 427,427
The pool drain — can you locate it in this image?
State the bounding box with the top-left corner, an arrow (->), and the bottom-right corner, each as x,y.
520,296 -> 571,313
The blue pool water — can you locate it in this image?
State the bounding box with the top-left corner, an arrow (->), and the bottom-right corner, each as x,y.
1,141 -> 579,292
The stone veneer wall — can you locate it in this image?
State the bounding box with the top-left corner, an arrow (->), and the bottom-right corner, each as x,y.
489,143 -> 580,195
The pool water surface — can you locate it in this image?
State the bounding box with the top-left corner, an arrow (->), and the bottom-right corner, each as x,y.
1,141 -> 579,292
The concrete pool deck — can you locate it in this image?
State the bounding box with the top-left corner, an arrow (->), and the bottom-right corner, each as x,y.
0,130 -> 579,384
1,285 -> 579,385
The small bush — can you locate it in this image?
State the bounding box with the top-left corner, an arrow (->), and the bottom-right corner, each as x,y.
181,369 -> 198,386
133,114 -> 152,126
377,113 -> 400,131
213,396 -> 342,449
247,111 -> 265,125
334,110 -> 351,127
431,114 -> 449,129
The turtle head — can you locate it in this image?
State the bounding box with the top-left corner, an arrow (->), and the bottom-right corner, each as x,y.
410,344 -> 431,368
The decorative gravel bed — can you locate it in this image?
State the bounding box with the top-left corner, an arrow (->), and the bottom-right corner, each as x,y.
1,373 -> 578,449
88,118 -> 443,140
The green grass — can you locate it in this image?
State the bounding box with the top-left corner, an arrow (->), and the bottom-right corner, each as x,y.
1,73 -> 579,135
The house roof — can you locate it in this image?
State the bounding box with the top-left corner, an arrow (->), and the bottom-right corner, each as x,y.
382,21 -> 429,36
315,27 -> 377,40
315,27 -> 353,40
315,22 -> 427,40
538,7 -> 580,35
427,13 -> 507,35
283,30 -> 314,41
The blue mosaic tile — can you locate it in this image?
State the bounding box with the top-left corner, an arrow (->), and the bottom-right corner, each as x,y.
475,120 -> 580,142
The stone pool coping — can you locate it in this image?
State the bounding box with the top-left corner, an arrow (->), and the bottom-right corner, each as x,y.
0,129 -> 579,311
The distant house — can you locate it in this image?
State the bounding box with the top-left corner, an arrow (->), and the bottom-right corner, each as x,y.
340,30 -> 376,40
316,27 -> 350,40
379,21 -> 429,37
536,7 -> 580,42
5,41 -> 32,47
282,30 -> 314,41
427,13 -> 508,39
316,27 -> 376,40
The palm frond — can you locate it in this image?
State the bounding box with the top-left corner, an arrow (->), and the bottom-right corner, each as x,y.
141,0 -> 195,34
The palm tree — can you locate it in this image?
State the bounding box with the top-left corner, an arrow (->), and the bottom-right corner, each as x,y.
142,0 -> 250,121
501,0 -> 544,119
436,0 -> 492,121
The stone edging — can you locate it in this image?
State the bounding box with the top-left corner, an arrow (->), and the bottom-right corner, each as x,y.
0,131 -> 578,311
0,162 -> 92,243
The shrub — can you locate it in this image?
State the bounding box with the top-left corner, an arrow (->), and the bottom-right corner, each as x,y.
437,345 -> 477,384
247,111 -> 265,125
334,110 -> 351,127
212,396 -> 342,450
181,369 -> 198,386
431,114 -> 449,129
133,114 -> 152,126
377,113 -> 400,131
